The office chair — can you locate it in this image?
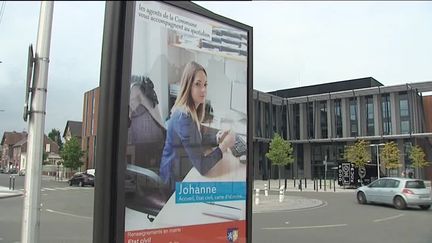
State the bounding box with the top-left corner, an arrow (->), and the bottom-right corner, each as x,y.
125,76 -> 172,222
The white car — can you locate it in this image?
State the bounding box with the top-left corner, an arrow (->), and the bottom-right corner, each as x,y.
356,177 -> 432,210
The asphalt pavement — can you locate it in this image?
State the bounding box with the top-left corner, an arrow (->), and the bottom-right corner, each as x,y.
0,176 -> 355,212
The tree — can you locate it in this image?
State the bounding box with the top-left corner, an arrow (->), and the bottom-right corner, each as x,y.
344,140 -> 371,168
265,133 -> 294,188
61,137 -> 84,172
409,145 -> 429,178
48,128 -> 63,151
380,141 -> 401,176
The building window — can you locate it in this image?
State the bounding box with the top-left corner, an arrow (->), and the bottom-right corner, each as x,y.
293,104 -> 300,140
91,93 -> 95,136
282,103 -> 287,140
45,144 -> 50,153
320,101 -> 328,138
254,100 -> 261,137
366,96 -> 374,136
399,92 -> 410,134
334,99 -> 342,138
381,94 -> 392,135
307,102 -> 314,139
349,98 -> 358,137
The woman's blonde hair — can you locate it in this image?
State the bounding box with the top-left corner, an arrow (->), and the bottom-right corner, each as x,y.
172,61 -> 207,126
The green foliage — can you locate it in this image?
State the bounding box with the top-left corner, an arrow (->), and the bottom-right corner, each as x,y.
380,141 -> 401,170
60,137 -> 84,170
265,133 -> 294,167
48,128 -> 63,151
409,145 -> 429,169
344,140 -> 371,168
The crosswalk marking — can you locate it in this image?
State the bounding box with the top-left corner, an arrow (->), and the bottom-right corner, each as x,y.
17,187 -> 93,192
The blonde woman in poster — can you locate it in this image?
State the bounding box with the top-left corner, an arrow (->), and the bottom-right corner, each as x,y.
159,61 -> 236,190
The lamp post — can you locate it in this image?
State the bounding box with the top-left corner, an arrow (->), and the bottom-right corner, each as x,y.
370,143 -> 385,179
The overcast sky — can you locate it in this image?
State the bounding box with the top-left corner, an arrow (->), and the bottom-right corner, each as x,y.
1,1 -> 432,138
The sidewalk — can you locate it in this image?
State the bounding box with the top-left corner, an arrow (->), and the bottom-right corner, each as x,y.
254,179 -> 357,193
252,179 -> 355,213
0,185 -> 23,199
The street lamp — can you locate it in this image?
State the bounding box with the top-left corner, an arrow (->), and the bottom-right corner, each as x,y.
370,143 -> 385,179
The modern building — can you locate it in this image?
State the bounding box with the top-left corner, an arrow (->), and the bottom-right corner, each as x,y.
82,87 -> 100,171
252,78 -> 432,180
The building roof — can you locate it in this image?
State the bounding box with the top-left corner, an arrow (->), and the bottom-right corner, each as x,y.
1,131 -> 28,146
269,77 -> 383,98
63,120 -> 82,138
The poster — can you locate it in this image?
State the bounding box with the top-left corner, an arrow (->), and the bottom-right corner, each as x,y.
123,2 -> 249,242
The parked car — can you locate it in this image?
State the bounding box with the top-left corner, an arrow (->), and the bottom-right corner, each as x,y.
68,172 -> 95,187
356,177 -> 432,210
0,168 -> 4,173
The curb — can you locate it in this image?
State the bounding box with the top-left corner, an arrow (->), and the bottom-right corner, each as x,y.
0,191 -> 23,199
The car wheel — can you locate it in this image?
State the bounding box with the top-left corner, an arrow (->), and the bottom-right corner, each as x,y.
79,181 -> 84,187
393,196 -> 406,210
357,192 -> 367,204
419,205 -> 431,210
69,181 -> 73,186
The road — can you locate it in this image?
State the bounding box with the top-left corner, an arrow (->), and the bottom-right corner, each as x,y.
1,174 -> 431,242
252,191 -> 432,243
0,173 -> 94,243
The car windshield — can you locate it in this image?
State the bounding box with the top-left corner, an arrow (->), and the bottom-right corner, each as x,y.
405,180 -> 426,189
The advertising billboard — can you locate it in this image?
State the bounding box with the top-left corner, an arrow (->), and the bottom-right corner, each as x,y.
120,1 -> 252,242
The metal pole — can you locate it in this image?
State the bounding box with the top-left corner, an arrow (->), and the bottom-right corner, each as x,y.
377,146 -> 380,179
21,2 -> 54,243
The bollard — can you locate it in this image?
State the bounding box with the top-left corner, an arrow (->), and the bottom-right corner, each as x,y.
316,179 -> 318,192
284,178 -> 287,191
313,178 -> 316,191
304,178 -> 307,189
299,179 -> 302,192
319,178 -> 322,189
279,186 -> 284,202
294,177 -> 296,188
255,188 -> 260,205
12,176 -> 15,190
264,184 -> 268,197
330,179 -> 332,189
334,178 -> 336,192
324,179 -> 327,191
9,175 -> 12,190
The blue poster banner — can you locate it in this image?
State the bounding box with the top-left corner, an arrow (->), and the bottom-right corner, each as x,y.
175,182 -> 246,204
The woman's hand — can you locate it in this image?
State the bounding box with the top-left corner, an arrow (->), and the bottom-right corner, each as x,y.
216,130 -> 229,144
218,131 -> 235,153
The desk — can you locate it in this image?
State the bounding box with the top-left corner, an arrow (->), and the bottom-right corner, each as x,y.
125,149 -> 247,231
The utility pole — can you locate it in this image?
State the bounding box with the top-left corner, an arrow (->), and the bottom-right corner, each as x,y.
21,2 -> 54,243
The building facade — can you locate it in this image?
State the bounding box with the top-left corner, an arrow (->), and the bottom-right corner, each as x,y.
82,87 -> 100,171
1,131 -> 27,171
252,78 -> 432,180
1,131 -> 59,172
